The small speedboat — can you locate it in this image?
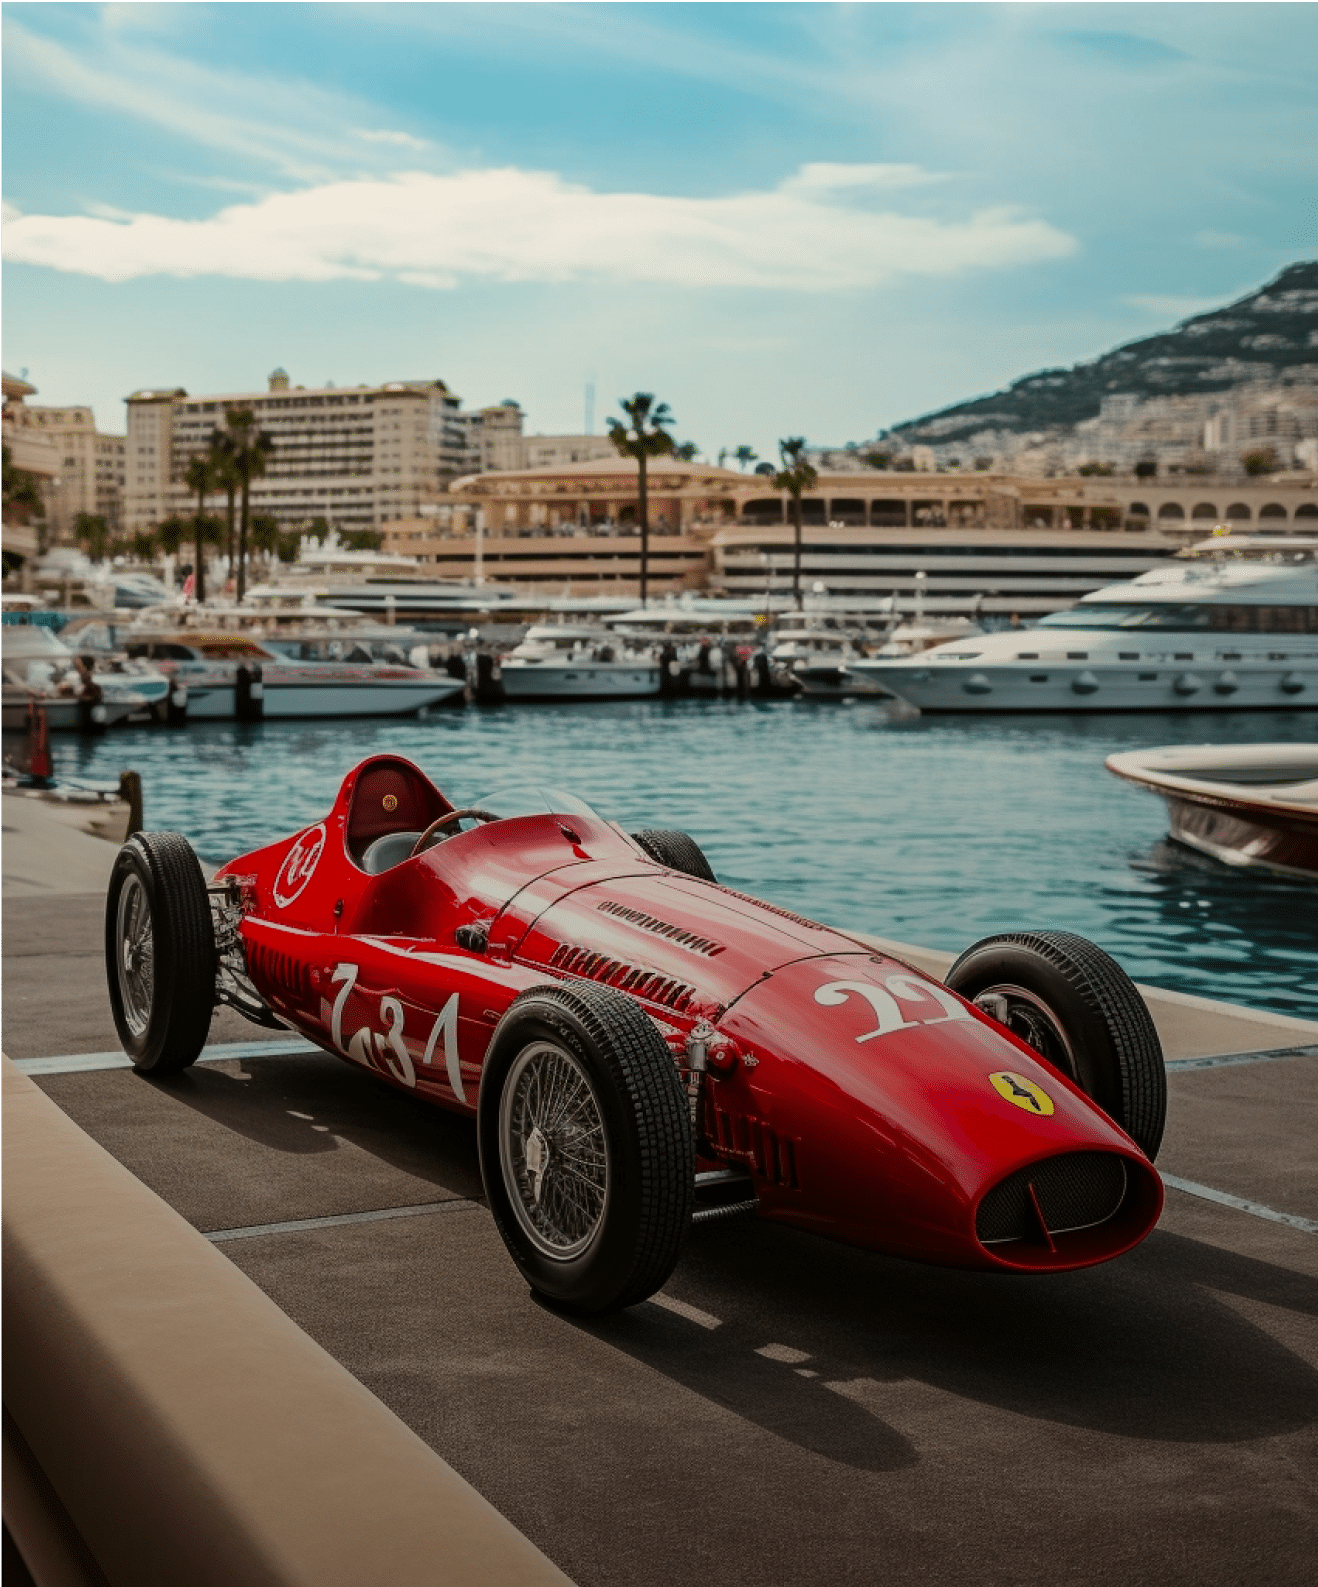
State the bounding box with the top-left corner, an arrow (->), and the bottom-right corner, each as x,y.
1107,743 -> 1318,878
2,624 -> 171,730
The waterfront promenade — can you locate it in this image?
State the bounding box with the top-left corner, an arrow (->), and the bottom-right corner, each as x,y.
5,790 -> 1317,1585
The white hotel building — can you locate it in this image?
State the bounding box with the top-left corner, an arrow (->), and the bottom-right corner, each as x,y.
123,371 -> 615,538
123,370 -> 469,537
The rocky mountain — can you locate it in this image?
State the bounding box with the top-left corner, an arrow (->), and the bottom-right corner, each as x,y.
891,261 -> 1318,448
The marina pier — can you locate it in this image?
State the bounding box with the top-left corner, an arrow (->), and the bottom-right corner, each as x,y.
6,783 -> 1316,1587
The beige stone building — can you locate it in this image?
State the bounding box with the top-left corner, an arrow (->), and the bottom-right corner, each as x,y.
3,374 -> 60,559
380,456 -> 1318,601
459,400 -> 622,473
123,370 -> 470,537
6,404 -> 125,541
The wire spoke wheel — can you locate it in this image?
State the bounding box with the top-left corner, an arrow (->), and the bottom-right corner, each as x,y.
500,1041 -> 610,1259
115,873 -> 156,1039
973,983 -> 1078,1081
105,831 -> 216,1074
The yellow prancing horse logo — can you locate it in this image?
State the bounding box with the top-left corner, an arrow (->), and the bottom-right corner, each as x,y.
989,1071 -> 1055,1116
382,793 -> 399,812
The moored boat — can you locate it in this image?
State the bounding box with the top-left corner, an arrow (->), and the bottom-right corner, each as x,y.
1106,743 -> 1318,877
2,624 -> 171,730
112,632 -> 464,719
846,534 -> 1318,713
497,625 -> 661,700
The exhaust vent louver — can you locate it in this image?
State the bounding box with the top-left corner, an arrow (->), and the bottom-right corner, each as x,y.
977,1152 -> 1128,1245
596,900 -> 726,956
548,943 -> 699,1013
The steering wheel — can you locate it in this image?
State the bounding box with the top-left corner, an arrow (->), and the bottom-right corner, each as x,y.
410,808 -> 500,857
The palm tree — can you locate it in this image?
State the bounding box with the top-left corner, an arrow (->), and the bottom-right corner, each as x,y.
209,431 -> 241,583
735,445 -> 758,473
607,392 -> 675,607
223,408 -> 274,601
182,453 -> 218,602
773,437 -> 818,610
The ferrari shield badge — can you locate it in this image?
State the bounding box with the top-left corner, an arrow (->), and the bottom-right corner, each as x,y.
989,1071 -> 1055,1116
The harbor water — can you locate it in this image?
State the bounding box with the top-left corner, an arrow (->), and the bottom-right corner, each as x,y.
59,701 -> 1318,1021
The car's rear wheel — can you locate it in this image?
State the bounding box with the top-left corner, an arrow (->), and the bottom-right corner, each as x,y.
105,832 -> 216,1074
631,827 -> 717,882
945,930 -> 1166,1160
478,982 -> 693,1313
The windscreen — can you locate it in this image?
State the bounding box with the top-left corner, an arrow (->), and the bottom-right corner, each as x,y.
473,785 -> 606,822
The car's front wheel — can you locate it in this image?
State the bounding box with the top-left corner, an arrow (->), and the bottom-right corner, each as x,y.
478,982 -> 693,1313
945,929 -> 1165,1160
105,832 -> 216,1074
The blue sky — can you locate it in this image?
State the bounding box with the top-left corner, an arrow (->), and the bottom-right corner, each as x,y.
4,3 -> 1316,453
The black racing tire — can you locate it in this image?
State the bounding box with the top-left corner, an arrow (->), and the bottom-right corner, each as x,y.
478,982 -> 694,1314
945,930 -> 1165,1160
631,827 -> 717,882
105,832 -> 216,1075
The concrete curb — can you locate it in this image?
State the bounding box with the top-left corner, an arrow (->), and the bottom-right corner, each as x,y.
1,1055 -> 573,1587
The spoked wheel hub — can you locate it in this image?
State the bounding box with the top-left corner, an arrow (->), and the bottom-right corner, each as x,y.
973,984 -> 1078,1082
115,873 -> 155,1039
499,1041 -> 610,1260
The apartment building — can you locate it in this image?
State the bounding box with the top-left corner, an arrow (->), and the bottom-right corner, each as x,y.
13,406 -> 125,540
455,400 -> 617,474
123,370 -> 468,536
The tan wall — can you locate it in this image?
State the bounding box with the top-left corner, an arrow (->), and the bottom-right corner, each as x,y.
380,521 -> 710,593
3,1055 -> 574,1587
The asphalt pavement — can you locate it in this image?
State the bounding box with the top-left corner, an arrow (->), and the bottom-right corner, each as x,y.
6,885 -> 1317,1587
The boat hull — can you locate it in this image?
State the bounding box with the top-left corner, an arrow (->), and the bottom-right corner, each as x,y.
2,691 -> 146,732
498,663 -> 661,701
1162,793 -> 1318,877
1107,744 -> 1318,878
850,658 -> 1318,713
184,677 -> 465,719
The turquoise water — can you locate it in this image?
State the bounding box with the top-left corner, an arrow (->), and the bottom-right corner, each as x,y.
58,701 -> 1318,1021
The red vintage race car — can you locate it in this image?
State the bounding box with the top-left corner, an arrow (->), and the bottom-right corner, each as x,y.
105,753 -> 1166,1313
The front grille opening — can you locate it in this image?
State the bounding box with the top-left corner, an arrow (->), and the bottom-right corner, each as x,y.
977,1152 -> 1128,1246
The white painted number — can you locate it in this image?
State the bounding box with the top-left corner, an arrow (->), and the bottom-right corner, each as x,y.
815,973 -> 972,1044
329,962 -> 460,1097
421,992 -> 465,1104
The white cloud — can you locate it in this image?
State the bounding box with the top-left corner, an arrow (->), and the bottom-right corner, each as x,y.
2,165 -> 1076,293
1123,293 -> 1224,319
354,128 -> 433,152
1,16 -> 435,182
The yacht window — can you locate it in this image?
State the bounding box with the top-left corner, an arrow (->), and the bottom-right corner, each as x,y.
1029,674 -> 1049,683
1016,652 -> 1039,660
1174,653 -> 1193,660
1221,652 -> 1242,661
1138,673 -> 1157,681
1066,652 -> 1088,660
1118,652 -> 1139,660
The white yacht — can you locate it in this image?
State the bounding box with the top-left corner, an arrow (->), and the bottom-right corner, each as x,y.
498,624 -> 661,700
846,535 -> 1318,713
2,624 -> 171,730
108,632 -> 463,719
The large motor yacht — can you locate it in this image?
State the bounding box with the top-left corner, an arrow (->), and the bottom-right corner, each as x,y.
846,535 -> 1318,712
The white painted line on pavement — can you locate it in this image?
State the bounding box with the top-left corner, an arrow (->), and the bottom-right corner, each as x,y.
204,1198 -> 480,1243
1166,1044 -> 1318,1073
1162,1174 -> 1318,1235
756,1343 -> 812,1364
651,1293 -> 723,1329
15,1037 -> 322,1076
